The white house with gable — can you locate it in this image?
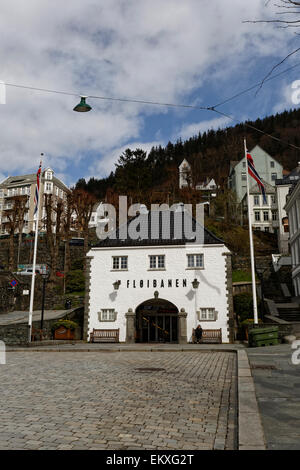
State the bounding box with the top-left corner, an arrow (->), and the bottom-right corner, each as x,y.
84,208 -> 234,344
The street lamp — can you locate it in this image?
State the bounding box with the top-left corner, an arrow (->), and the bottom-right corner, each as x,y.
113,280 -> 121,290
73,96 -> 92,112
40,269 -> 50,331
192,279 -> 200,289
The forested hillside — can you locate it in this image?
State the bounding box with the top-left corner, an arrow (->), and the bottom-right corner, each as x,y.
76,107 -> 300,201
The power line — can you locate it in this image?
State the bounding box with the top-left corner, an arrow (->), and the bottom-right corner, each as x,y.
4,59 -> 300,152
5,60 -> 300,112
210,61 -> 300,108
4,82 -> 208,111
209,108 -> 300,151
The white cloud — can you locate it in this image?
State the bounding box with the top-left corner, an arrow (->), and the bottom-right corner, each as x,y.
0,0 -> 293,181
177,116 -> 232,140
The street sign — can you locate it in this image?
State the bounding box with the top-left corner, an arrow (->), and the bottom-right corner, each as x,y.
10,280 -> 18,287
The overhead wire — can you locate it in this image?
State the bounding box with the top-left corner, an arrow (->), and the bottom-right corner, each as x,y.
3,60 -> 300,151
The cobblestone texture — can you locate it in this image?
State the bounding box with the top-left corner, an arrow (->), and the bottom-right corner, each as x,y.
0,351 -> 237,450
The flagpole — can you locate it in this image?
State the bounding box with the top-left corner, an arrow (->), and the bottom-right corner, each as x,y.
28,156 -> 43,342
244,139 -> 259,325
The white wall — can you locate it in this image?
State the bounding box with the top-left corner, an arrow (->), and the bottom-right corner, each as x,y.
276,184 -> 290,253
87,244 -> 231,343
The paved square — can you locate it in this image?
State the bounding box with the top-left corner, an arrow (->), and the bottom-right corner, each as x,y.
0,351 -> 237,450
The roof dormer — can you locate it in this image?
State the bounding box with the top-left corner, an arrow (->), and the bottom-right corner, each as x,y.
44,168 -> 54,181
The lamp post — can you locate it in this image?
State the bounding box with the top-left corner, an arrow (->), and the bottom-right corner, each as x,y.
40,270 -> 49,331
192,279 -> 200,331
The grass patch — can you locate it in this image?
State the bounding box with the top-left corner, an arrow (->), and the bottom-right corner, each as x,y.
232,270 -> 254,283
67,291 -> 85,297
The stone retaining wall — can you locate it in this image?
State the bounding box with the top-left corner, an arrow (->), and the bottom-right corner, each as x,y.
0,307 -> 84,345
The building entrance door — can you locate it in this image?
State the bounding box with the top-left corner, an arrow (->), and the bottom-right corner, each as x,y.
136,299 -> 178,343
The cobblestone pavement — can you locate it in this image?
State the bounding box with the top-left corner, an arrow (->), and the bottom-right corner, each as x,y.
0,351 -> 237,450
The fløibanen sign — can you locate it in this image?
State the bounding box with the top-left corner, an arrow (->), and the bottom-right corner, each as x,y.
126,279 -> 188,289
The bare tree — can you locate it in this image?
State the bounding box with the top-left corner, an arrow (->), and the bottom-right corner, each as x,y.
62,192 -> 73,275
245,1 -> 300,89
72,189 -> 97,269
44,193 -> 64,283
3,195 -> 28,270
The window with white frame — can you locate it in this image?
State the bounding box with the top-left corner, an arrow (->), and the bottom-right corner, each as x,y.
241,172 -> 247,181
253,195 -> 259,206
198,308 -> 217,321
254,211 -> 260,221
187,254 -> 204,269
112,256 -> 128,270
263,211 -> 269,221
149,255 -> 165,269
270,161 -> 275,168
98,309 -> 117,322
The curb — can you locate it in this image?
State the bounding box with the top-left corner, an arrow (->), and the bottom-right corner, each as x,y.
237,349 -> 266,450
6,346 -> 242,353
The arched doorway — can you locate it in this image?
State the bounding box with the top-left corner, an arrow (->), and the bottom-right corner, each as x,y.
135,298 -> 179,343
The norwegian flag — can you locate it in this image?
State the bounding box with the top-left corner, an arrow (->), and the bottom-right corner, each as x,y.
247,152 -> 267,204
34,162 -> 42,215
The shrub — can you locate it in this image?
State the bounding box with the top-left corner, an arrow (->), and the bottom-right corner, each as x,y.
65,270 -> 85,294
240,318 -> 263,328
51,319 -> 78,333
234,293 -> 262,323
71,258 -> 84,270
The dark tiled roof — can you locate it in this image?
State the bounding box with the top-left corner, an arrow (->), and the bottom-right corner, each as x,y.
276,165 -> 300,187
94,210 -> 224,247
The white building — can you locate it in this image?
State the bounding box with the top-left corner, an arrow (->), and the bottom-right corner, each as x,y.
0,168 -> 69,234
228,145 -> 283,202
284,181 -> 300,296
195,178 -> 218,192
179,159 -> 192,189
179,159 -> 218,196
275,163 -> 300,254
242,179 -> 277,233
84,209 -> 234,344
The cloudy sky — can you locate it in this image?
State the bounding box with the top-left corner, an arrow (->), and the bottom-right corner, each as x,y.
0,0 -> 299,185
